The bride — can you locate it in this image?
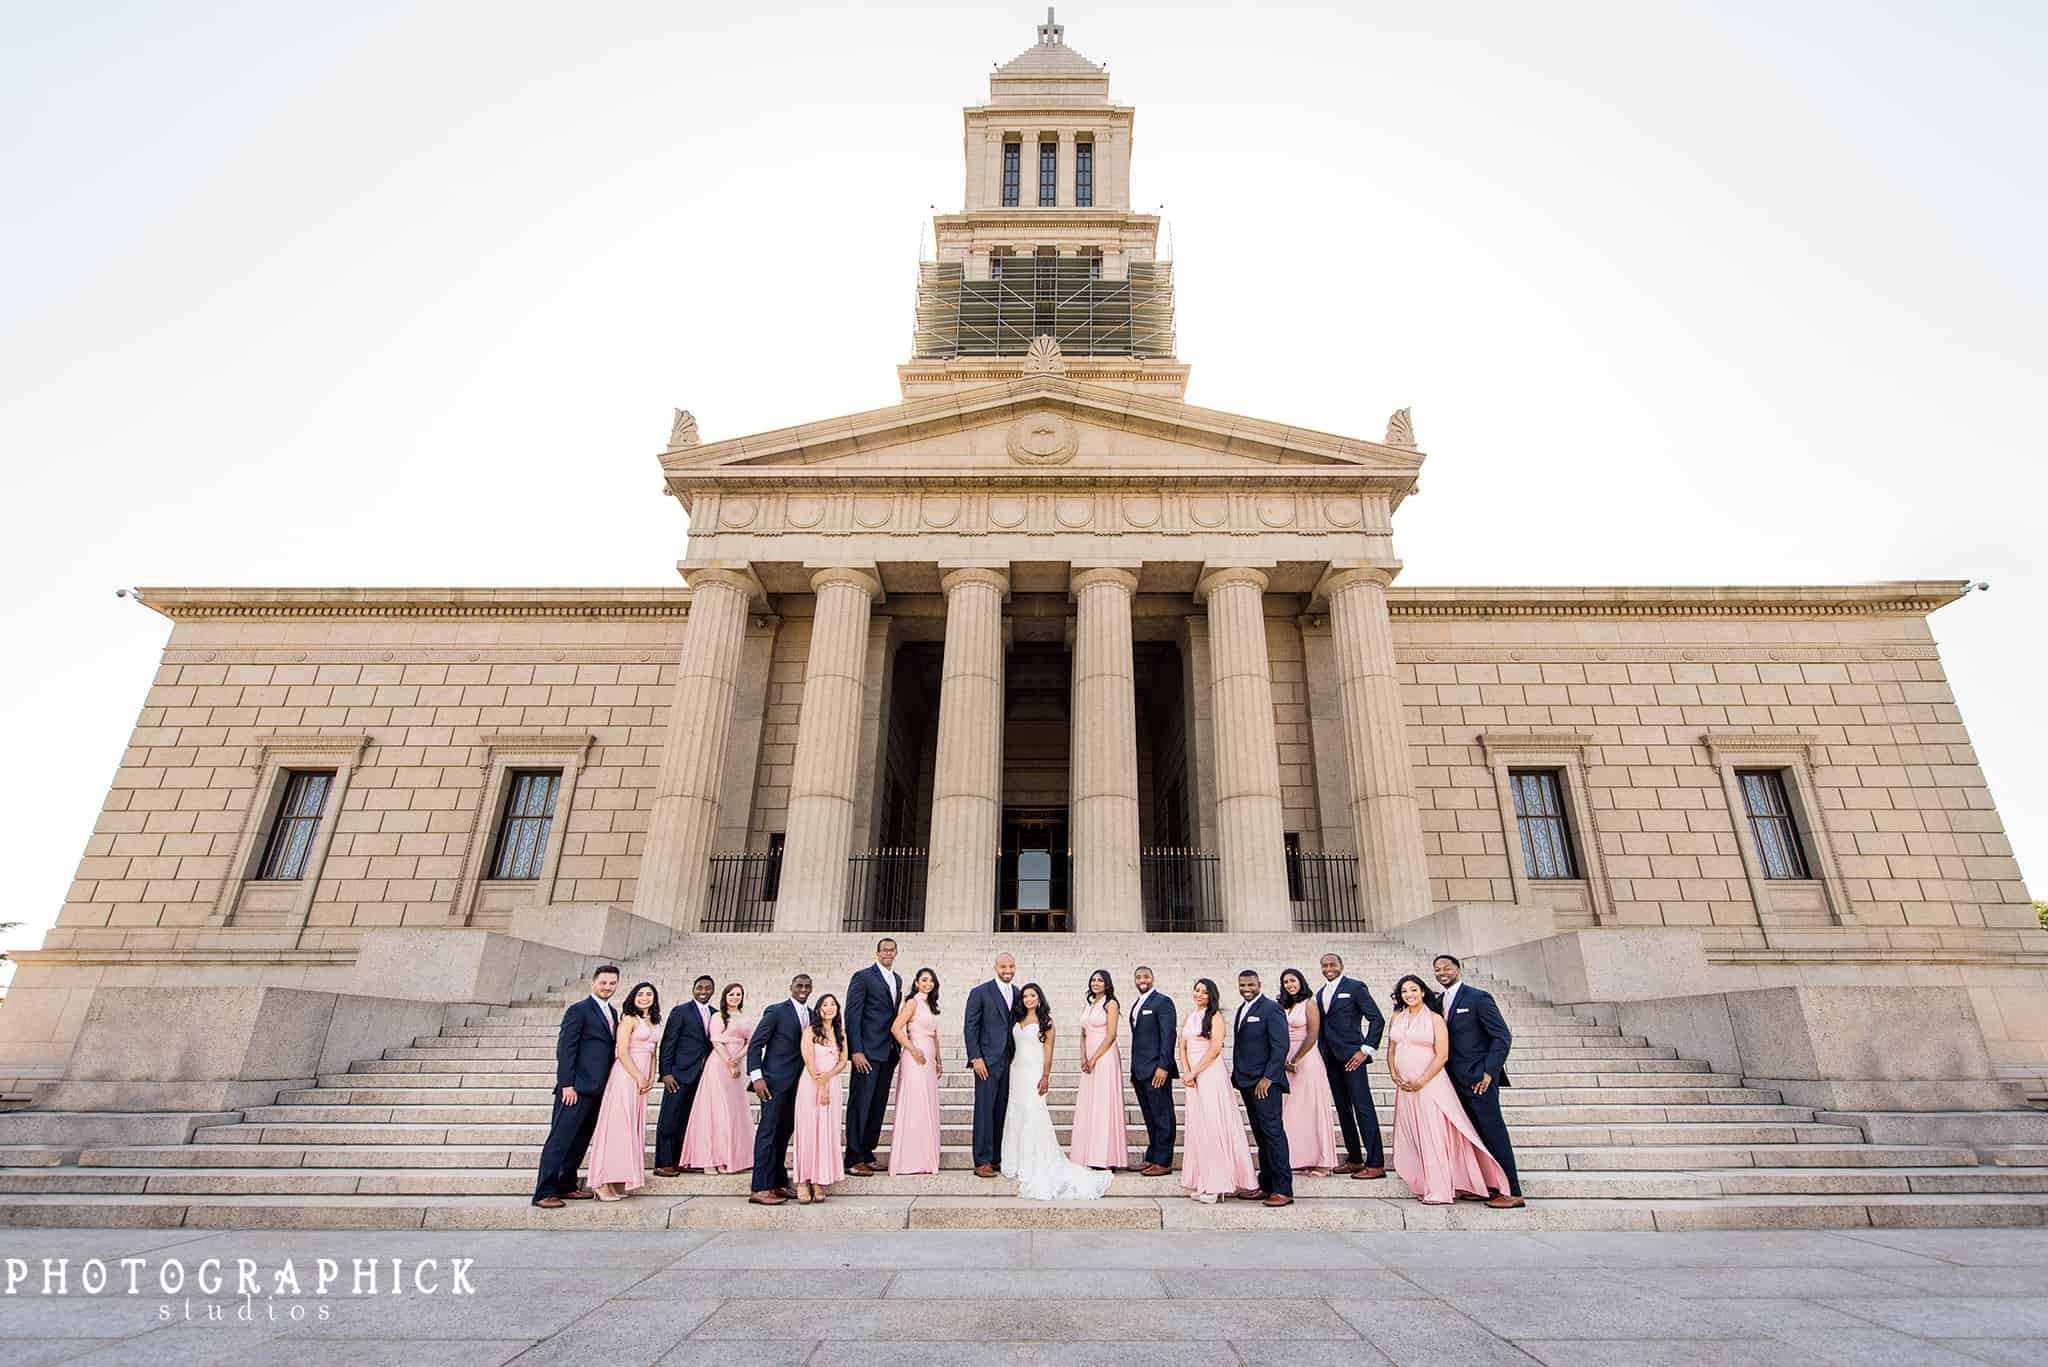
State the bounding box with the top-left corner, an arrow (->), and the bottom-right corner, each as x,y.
1002,983 -> 1114,1202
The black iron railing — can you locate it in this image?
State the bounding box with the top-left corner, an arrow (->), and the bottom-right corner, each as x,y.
703,851 -> 781,932
1291,851 -> 1366,932
843,848 -> 927,933
1140,848 -> 1223,932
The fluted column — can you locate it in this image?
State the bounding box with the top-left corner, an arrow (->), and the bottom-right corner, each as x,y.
1069,567 -> 1142,930
633,565 -> 758,930
1321,566 -> 1430,927
1196,566 -> 1292,931
775,567 -> 884,932
924,567 -> 1008,931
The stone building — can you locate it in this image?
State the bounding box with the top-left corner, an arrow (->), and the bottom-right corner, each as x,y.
1,13 -> 2042,1122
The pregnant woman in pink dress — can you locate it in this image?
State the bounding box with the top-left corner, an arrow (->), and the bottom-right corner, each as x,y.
1387,973 -> 1511,1204
588,982 -> 660,1200
793,993 -> 848,1203
1277,968 -> 1337,1175
887,967 -> 942,1175
679,983 -> 756,1174
1069,969 -> 1129,1169
1177,977 -> 1257,1203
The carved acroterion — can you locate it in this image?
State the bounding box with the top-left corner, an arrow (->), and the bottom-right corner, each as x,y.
1384,406 -> 1416,449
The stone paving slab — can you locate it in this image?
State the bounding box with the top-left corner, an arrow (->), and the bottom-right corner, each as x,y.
2,1227 -> 2047,1365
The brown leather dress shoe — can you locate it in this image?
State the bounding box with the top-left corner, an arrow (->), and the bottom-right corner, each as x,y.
974,1164 -> 998,1178
532,1196 -> 566,1209
1350,1166 -> 1387,1180
776,1186 -> 798,1199
1333,1161 -> 1365,1175
564,1187 -> 596,1200
748,1192 -> 787,1206
849,1162 -> 876,1176
1233,1188 -> 1267,1201
1263,1194 -> 1294,1207
1485,1194 -> 1527,1209
1139,1163 -> 1171,1177
652,1166 -> 682,1178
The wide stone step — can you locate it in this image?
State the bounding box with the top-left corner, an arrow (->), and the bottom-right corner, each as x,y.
0,1189 -> 2042,1233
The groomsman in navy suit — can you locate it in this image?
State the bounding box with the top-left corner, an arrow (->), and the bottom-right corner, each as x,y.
1314,952 -> 1388,1180
531,965 -> 620,1208
1126,965 -> 1178,1175
1434,954 -> 1527,1209
746,973 -> 813,1206
1231,969 -> 1294,1206
651,974 -> 716,1176
963,952 -> 1018,1177
842,937 -> 902,1174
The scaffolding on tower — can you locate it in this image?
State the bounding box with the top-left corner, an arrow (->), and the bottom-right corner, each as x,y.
913,256 -> 1176,360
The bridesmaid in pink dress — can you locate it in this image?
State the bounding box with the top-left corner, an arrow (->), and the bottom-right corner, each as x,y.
887,967 -> 942,1175
1177,978 -> 1257,1203
1387,974 -> 1511,1204
1277,968 -> 1337,1175
679,983 -> 756,1174
793,993 -> 848,1202
1069,969 -> 1129,1169
588,982 -> 660,1199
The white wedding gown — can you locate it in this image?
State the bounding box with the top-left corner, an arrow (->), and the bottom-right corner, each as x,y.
1001,1023 -> 1114,1202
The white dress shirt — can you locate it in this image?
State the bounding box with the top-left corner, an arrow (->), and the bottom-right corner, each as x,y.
1129,988 -> 1153,1027
1441,981 -> 1461,1014
873,962 -> 900,1006
587,993 -> 616,1033
996,979 -> 1014,1012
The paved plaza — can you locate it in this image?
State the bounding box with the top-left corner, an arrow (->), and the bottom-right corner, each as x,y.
0,1226 -> 2045,1364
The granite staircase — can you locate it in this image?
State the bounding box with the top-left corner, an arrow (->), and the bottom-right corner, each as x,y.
2,932 -> 2044,1231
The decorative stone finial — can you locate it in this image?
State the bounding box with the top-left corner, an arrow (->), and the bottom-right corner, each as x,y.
1022,335 -> 1067,375
1384,406 -> 1416,449
1038,6 -> 1063,45
669,408 -> 700,448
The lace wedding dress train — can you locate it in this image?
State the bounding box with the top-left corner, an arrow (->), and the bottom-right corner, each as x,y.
1001,1023 -> 1114,1201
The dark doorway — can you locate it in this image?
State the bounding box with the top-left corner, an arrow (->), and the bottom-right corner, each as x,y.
997,807 -> 1069,932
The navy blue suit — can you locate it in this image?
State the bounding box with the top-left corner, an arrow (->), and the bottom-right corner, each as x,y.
1126,990 -> 1178,1169
1231,993 -> 1293,1198
1315,975 -> 1387,1169
653,997 -> 714,1169
842,964 -> 902,1167
532,996 -> 616,1203
746,999 -> 807,1193
1443,983 -> 1520,1197
963,979 -> 1016,1168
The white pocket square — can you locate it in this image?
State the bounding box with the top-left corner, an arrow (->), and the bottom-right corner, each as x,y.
1246,1016 -> 1260,1023
1140,1009 -> 1154,1015
1337,992 -> 1351,999
1455,1007 -> 1471,1013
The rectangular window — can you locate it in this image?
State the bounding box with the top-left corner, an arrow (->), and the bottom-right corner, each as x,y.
1039,140 -> 1057,206
761,831 -> 786,902
1510,770 -> 1578,880
1001,141 -> 1020,207
489,770 -> 561,880
1738,769 -> 1812,880
1284,832 -> 1305,901
1074,140 -> 1093,206
255,770 -> 333,881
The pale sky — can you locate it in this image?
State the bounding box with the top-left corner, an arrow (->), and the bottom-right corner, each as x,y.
2,1 -> 2043,969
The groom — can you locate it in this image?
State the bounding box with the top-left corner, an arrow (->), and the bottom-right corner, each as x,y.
1232,969 -> 1294,1207
963,951 -> 1018,1178
842,937 -> 902,1175
745,972 -> 812,1206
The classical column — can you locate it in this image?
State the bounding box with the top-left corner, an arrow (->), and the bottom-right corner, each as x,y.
1321,566 -> 1430,927
1069,567 -> 1142,930
633,564 -> 758,930
1196,567 -> 1292,931
924,567 -> 1008,931
775,567 -> 883,932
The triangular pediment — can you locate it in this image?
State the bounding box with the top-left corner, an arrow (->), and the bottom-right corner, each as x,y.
660,377 -> 1423,488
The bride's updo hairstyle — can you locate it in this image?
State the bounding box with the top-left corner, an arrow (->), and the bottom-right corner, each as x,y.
1012,981 -> 1053,1041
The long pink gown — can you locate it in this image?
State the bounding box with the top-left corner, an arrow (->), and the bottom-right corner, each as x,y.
1068,998 -> 1129,1168
586,1020 -> 655,1191
1281,1000 -> 1337,1170
792,1034 -> 846,1185
679,1012 -> 755,1173
887,997 -> 941,1175
1178,1012 -> 1256,1197
1389,1007 -> 1512,1204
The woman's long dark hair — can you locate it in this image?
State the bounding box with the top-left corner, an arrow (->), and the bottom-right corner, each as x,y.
620,982 -> 662,1026
1085,968 -> 1117,1011
1390,973 -> 1443,1015
911,966 -> 941,1016
719,982 -> 745,1024
1276,968 -> 1312,1010
810,993 -> 845,1049
1193,977 -> 1222,1039
1012,981 -> 1052,1041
